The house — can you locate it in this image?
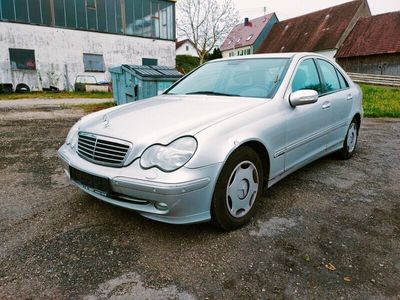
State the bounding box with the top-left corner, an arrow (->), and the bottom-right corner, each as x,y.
176,39 -> 198,57
335,11 -> 400,76
220,14 -> 279,58
256,0 -> 371,60
0,0 -> 177,92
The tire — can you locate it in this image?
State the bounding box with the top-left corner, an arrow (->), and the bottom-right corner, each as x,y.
15,83 -> 30,93
338,119 -> 359,160
211,146 -> 263,231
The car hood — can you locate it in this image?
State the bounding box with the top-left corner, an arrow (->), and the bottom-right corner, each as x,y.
79,95 -> 264,159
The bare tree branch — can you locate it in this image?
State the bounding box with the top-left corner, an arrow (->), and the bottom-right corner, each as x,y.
177,0 -> 240,64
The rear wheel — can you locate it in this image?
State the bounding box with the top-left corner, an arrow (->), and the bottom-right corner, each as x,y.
211,147 -> 263,230
338,119 -> 359,160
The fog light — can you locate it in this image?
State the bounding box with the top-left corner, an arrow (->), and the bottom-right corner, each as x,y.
155,202 -> 168,211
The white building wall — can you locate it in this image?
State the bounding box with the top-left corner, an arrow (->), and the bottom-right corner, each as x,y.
0,22 -> 176,91
222,46 -> 252,58
176,41 -> 198,57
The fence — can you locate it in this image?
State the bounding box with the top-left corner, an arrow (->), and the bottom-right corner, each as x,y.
348,73 -> 400,87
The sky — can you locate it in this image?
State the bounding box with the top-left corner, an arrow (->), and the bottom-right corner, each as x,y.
233,0 -> 400,21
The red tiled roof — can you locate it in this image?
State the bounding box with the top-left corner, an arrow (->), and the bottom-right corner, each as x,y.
256,0 -> 366,54
220,14 -> 275,52
336,11 -> 400,58
176,39 -> 194,49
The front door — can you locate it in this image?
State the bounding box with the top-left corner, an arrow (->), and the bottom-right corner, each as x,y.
284,58 -> 332,171
316,59 -> 353,149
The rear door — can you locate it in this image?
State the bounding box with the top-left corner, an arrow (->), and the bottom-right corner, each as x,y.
316,59 -> 353,149
284,58 -> 331,171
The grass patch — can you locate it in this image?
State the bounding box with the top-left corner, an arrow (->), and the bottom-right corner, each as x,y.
361,84 -> 400,118
65,102 -> 116,113
0,91 -> 113,100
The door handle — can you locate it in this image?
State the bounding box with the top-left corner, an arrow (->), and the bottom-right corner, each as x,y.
322,102 -> 331,109
347,94 -> 353,101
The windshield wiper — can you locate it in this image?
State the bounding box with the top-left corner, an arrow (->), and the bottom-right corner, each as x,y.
185,91 -> 239,97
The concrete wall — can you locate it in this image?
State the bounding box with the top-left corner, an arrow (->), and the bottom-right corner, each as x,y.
0,22 -> 175,91
176,41 -> 198,57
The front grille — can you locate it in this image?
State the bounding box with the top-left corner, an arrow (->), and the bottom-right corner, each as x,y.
77,132 -> 131,167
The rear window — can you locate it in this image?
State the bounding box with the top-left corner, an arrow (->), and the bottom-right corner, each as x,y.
317,59 -> 341,93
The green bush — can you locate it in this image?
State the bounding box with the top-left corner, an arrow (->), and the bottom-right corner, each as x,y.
176,55 -> 200,74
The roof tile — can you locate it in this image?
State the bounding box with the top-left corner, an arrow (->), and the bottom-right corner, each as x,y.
256,0 -> 365,54
336,11 -> 400,58
220,14 -> 275,52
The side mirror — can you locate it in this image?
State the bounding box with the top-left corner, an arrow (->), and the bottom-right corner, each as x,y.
289,90 -> 319,107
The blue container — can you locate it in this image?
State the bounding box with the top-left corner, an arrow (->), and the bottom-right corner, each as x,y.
109,65 -> 182,105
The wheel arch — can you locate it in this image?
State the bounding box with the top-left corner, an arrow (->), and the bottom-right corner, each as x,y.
240,140 -> 270,182
353,113 -> 361,130
218,139 -> 271,182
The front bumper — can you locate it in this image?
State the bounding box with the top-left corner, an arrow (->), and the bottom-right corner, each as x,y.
58,144 -> 222,224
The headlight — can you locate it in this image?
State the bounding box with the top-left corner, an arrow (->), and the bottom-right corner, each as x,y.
65,120 -> 81,148
140,136 -> 197,172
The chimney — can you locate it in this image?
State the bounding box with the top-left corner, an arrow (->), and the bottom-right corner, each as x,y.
244,17 -> 250,26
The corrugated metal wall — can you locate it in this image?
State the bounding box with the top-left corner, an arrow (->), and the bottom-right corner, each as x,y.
337,53 -> 400,76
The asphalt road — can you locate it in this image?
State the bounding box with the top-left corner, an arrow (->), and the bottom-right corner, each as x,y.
0,106 -> 399,299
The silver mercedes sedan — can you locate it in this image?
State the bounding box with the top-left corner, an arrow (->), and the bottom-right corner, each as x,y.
58,53 -> 362,230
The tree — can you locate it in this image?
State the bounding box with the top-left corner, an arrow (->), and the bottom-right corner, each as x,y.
177,0 -> 240,65
207,48 -> 223,61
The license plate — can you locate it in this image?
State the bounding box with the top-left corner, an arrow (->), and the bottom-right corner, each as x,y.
70,167 -> 110,196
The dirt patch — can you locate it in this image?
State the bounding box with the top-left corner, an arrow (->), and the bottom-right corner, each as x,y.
0,109 -> 399,299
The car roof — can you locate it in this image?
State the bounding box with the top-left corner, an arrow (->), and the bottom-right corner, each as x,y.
211,52 -> 328,63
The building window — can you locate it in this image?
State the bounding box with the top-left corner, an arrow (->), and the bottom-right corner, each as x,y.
186,45 -> 189,51
0,0 -> 176,41
54,0 -> 66,27
15,0 -> 29,22
87,0 -> 97,30
1,0 -> 15,20
142,58 -> 158,66
9,49 -> 36,70
83,54 -> 105,72
28,0 -> 42,24
86,0 -> 96,9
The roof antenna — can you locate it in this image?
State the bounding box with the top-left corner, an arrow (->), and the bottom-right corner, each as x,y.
264,6 -> 267,20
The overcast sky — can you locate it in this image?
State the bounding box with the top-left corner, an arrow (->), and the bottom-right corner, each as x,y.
233,0 -> 400,20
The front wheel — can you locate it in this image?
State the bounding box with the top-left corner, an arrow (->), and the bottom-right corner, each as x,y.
211,147 -> 263,231
338,119 -> 359,160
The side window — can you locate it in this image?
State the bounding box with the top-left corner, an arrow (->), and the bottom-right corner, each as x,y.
336,69 -> 349,89
292,59 -> 323,94
317,59 -> 341,93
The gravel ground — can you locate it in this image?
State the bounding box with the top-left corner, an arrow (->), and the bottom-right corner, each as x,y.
0,98 -> 112,109
0,107 -> 399,299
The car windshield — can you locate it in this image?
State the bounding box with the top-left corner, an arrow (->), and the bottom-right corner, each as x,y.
166,58 -> 290,98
